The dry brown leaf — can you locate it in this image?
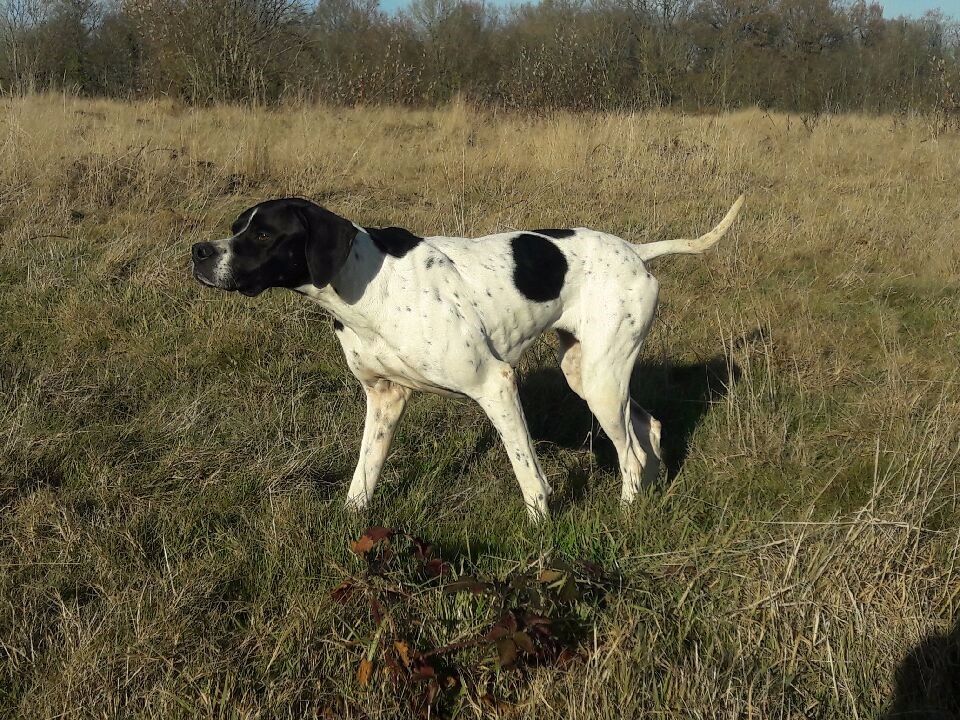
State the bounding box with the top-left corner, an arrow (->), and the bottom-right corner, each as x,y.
496,638 -> 518,668
357,658 -> 373,687
394,640 -> 411,667
513,631 -> 535,654
350,535 -> 376,555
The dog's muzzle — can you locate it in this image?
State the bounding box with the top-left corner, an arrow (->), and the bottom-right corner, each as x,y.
191,242 -> 263,295
192,242 -> 215,263
192,242 -> 224,289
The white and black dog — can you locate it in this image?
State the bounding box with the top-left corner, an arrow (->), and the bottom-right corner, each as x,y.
192,196 -> 744,520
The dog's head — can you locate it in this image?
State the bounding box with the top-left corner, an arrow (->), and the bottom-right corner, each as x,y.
191,198 -> 355,297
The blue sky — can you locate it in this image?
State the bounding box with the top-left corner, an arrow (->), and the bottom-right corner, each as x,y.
379,0 -> 960,17
882,0 -> 959,15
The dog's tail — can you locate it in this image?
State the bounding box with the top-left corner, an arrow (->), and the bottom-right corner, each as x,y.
636,195 -> 745,262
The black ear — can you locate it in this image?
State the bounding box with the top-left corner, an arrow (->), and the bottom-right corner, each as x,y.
296,202 -> 355,288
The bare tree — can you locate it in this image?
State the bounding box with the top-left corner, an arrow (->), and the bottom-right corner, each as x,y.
125,0 -> 305,102
2,0 -> 958,112
0,0 -> 47,92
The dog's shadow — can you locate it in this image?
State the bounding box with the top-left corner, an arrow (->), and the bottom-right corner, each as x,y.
883,615 -> 960,718
519,353 -> 740,494
305,349 -> 741,507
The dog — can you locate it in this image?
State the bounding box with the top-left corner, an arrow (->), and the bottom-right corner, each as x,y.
192,195 -> 744,520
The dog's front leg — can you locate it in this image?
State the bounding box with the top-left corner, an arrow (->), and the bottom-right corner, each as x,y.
345,379 -> 412,510
472,363 -> 551,522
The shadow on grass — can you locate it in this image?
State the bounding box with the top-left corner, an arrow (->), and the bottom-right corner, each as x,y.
303,347 -> 741,507
520,353 -> 740,485
884,617 -> 960,719
303,467 -> 350,500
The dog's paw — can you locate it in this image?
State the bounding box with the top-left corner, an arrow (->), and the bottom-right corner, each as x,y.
344,494 -> 369,512
525,495 -> 551,523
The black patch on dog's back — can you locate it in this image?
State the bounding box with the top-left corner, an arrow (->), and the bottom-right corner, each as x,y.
533,228 -> 575,239
511,233 -> 568,302
367,226 -> 422,258
332,319 -> 344,332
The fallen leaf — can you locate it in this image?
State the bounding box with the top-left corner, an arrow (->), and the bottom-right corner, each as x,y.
384,650 -> 404,681
411,536 -> 433,559
357,658 -> 373,687
394,640 -> 412,667
351,527 -> 394,555
496,638 -> 518,667
422,558 -> 447,577
410,658 -> 437,681
485,616 -> 520,647
559,577 -> 580,602
365,526 -> 394,542
481,693 -> 516,716
369,596 -> 384,624
523,613 -> 551,628
351,535 -> 376,555
330,580 -> 355,603
446,577 -> 490,594
425,677 -> 440,704
539,569 -> 565,584
556,647 -> 583,668
580,561 -> 604,579
513,631 -> 535,654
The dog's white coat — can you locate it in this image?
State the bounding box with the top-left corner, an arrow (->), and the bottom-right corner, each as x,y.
296,196 -> 744,519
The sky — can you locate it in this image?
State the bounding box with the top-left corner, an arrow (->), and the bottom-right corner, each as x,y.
379,0 -> 960,17
882,0 -> 960,15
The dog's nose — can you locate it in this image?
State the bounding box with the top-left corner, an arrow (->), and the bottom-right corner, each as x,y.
192,242 -> 215,262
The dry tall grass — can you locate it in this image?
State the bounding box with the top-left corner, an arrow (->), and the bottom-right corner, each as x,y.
1,94 -> 959,718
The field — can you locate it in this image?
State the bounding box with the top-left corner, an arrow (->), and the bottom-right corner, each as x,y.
1,95 -> 959,718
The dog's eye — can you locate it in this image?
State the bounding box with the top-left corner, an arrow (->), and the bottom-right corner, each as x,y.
257,232 -> 270,242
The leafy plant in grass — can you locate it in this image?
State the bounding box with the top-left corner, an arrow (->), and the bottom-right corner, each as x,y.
330,527 -> 611,716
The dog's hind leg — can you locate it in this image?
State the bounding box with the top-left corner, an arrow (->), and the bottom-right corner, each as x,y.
556,330 -> 585,398
557,296 -> 661,503
557,329 -> 662,496
630,400 -> 662,488
577,341 -> 647,503
345,379 -> 412,510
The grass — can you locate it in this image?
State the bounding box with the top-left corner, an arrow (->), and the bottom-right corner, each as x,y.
1,94 -> 959,718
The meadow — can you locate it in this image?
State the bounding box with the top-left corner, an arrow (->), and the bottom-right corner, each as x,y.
1,94 -> 959,718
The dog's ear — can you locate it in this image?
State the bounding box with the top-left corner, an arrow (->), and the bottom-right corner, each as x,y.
295,202 -> 355,288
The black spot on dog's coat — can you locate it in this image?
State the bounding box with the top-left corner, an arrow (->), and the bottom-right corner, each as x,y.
332,319 -> 344,332
511,233 -> 568,302
533,228 -> 575,239
367,226 -> 422,258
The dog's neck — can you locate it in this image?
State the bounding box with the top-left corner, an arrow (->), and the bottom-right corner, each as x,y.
295,227 -> 388,330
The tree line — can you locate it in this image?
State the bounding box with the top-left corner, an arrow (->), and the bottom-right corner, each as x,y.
1,0 -> 958,113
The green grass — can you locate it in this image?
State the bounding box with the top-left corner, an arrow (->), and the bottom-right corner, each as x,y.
1,95 -> 959,718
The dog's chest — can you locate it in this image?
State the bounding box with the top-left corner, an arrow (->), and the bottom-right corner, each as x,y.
333,321 -> 478,396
